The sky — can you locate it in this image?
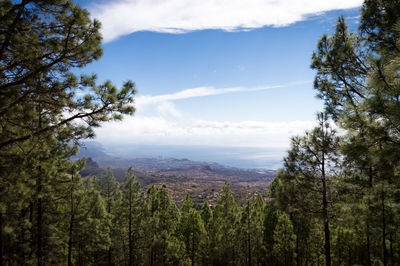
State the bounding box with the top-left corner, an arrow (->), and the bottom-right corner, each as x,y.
73,0 -> 362,166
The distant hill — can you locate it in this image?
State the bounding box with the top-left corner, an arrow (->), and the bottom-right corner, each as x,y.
75,141 -> 277,206
73,141 -> 285,169
72,141 -> 114,162
79,155 -> 276,183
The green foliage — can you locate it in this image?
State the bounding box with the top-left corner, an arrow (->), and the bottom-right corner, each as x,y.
0,1 -> 135,264
71,178 -> 111,265
145,184 -> 184,265
275,1 -> 400,265
110,168 -> 148,265
0,0 -> 136,151
177,195 -> 206,265
277,113 -> 340,265
199,202 -> 213,264
273,211 -> 296,266
234,194 -> 265,265
210,183 -> 239,265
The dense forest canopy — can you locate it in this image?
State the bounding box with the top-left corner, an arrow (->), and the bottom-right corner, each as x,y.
1,0 -> 400,265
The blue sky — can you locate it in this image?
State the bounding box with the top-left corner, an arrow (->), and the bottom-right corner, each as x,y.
74,0 -> 362,153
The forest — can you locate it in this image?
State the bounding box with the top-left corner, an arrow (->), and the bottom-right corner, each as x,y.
1,0 -> 400,265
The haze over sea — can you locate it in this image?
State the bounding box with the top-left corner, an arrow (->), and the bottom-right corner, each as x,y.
81,142 -> 285,169
110,145 -> 286,169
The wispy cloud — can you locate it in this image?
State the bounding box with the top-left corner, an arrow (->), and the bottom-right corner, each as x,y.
95,116 -> 317,147
156,101 -> 182,117
90,0 -> 363,42
136,80 -> 312,109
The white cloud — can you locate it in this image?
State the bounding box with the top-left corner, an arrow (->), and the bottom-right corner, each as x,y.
95,115 -> 317,147
156,101 -> 182,117
90,0 -> 363,42
95,80 -> 319,146
136,80 -> 311,109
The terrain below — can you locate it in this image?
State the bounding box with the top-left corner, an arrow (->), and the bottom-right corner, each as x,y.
76,142 -> 277,206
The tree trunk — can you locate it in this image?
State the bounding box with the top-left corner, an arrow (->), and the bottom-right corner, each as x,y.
348,245 -> 351,266
366,166 -> 372,266
36,109 -> 43,266
37,174 -> 43,266
162,236 -> 166,266
0,212 -> 3,266
367,221 -> 371,266
128,187 -> 133,266
232,246 -> 235,265
108,247 -> 112,266
323,196 -> 331,266
381,186 -> 387,266
17,208 -> 28,262
120,233 -> 128,266
29,202 -> 34,259
106,187 -> 112,266
247,203 -> 251,266
67,174 -> 75,266
296,226 -> 300,266
389,232 -> 394,266
80,242 -> 83,266
150,246 -> 154,266
322,147 -> 331,266
67,214 -> 74,266
337,229 -> 342,265
191,232 -> 195,266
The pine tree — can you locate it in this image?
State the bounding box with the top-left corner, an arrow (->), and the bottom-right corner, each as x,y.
211,183 -> 239,265
278,113 -> 340,266
199,202 -> 213,265
76,178 -> 111,265
65,159 -> 86,266
0,1 -> 136,263
237,193 -> 265,266
177,194 -> 206,266
117,167 -> 146,265
273,211 -> 296,266
146,185 -> 183,266
98,168 -> 120,264
262,200 -> 278,265
0,0 -> 136,151
311,2 -> 400,264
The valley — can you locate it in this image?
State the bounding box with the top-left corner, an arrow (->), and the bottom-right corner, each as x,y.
81,156 -> 276,206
